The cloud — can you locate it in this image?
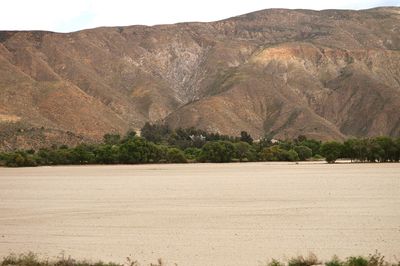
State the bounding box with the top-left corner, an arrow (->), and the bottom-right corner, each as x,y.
0,0 -> 399,32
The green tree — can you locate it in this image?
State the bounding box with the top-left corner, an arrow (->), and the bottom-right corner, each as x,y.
147,143 -> 167,163
0,152 -> 6,166
320,141 -> 343,163
342,138 -> 358,162
364,138 -> 384,163
255,134 -> 275,152
278,141 -> 294,151
48,148 -> 73,165
260,146 -> 281,161
167,127 -> 207,149
234,141 -> 255,162
103,133 -> 121,145
140,122 -> 171,143
286,149 -> 300,161
348,138 -> 369,162
299,139 -> 321,156
200,141 -> 235,163
4,151 -> 39,167
294,145 -> 312,161
260,146 -> 299,161
240,131 -> 253,144
395,137 -> 400,162
70,144 -> 95,164
184,147 -> 202,161
295,135 -> 308,143
166,148 -> 187,163
374,136 -> 397,162
94,145 -> 119,164
118,137 -> 153,164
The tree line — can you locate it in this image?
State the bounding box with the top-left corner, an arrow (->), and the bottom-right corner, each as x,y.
0,123 -> 399,167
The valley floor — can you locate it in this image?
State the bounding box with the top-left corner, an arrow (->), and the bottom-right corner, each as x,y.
0,162 -> 399,266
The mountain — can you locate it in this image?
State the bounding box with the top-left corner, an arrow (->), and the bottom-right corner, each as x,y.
0,7 -> 399,150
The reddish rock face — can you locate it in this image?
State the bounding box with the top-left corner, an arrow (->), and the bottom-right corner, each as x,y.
0,7 -> 399,150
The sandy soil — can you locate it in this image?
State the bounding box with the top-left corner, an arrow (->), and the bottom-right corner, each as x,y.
0,162 -> 399,266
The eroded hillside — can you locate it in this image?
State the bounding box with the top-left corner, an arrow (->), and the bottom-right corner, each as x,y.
0,7 -> 399,150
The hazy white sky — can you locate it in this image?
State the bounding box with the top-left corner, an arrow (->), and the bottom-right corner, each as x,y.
1,0 -> 399,32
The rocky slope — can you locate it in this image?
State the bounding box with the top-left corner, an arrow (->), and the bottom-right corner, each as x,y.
0,7 -> 399,150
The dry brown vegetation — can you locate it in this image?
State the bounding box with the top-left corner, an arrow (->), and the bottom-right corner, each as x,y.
2,252 -> 399,266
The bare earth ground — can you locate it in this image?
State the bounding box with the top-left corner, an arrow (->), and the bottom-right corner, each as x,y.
0,162 -> 399,266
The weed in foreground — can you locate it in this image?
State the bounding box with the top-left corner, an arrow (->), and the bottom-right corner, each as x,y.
288,253 -> 321,266
2,252 -> 399,266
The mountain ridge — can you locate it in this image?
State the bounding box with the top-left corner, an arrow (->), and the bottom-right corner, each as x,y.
0,7 -> 399,150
